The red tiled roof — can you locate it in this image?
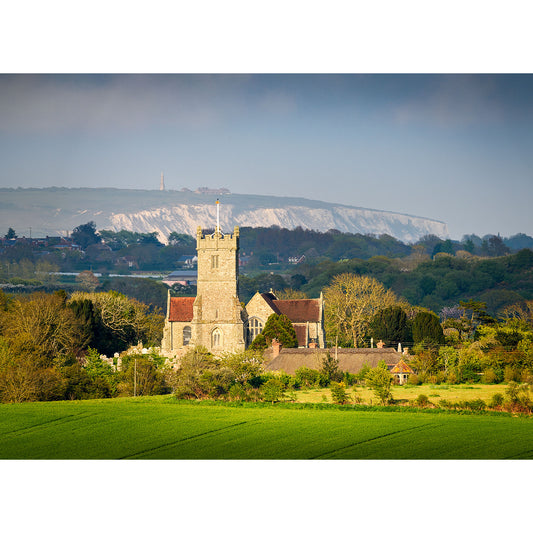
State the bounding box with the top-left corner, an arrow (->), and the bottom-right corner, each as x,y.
168,297 -> 195,322
270,298 -> 320,323
390,359 -> 414,374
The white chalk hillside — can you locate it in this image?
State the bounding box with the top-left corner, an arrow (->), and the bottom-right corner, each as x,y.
0,188 -> 449,243
108,203 -> 448,244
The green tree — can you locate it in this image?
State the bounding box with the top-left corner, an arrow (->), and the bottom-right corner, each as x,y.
330,381 -> 349,404
71,221 -> 101,250
412,311 -> 445,345
365,361 -> 393,405
369,306 -> 411,345
260,378 -> 285,404
320,352 -> 343,384
5,227 -> 16,239
260,313 -> 298,348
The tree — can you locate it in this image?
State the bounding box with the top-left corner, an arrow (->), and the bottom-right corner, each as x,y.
324,273 -> 399,347
260,378 -> 285,404
77,270 -> 100,292
5,227 -> 16,239
1,292 -> 87,366
412,311 -> 445,345
320,352 -> 343,384
365,361 -> 393,405
69,290 -> 164,353
260,313 -> 298,348
71,221 -> 101,249
369,306 -> 411,345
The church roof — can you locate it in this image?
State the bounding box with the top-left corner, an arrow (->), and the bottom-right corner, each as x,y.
168,297 -> 195,322
293,324 -> 308,347
259,293 -> 321,323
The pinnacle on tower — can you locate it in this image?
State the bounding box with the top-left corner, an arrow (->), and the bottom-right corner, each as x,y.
160,171 -> 165,191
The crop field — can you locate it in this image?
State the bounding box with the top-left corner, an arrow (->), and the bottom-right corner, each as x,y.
0,395 -> 532,459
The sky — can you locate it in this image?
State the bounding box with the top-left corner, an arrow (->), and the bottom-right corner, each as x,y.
1,73 -> 532,240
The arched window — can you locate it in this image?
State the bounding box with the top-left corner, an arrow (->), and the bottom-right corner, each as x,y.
183,326 -> 191,346
248,317 -> 264,343
211,328 -> 222,349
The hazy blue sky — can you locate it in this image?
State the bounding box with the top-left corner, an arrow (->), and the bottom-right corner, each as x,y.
1,74 -> 532,239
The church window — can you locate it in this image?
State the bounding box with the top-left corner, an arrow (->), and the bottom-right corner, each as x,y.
183,326 -> 191,346
248,317 -> 263,343
212,328 -> 222,348
211,255 -> 219,269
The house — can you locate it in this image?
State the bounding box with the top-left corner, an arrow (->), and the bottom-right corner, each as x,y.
163,270 -> 198,287
178,255 -> 197,268
390,359 -> 415,384
264,343 -> 403,375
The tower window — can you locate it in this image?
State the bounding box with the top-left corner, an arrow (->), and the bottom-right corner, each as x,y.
183,326 -> 191,346
211,255 -> 219,269
212,328 -> 222,348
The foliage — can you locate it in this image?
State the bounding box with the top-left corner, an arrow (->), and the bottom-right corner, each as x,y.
260,313 -> 298,348
330,381 -> 349,404
71,221 -> 101,249
324,273 -> 399,347
320,352 -> 343,384
365,361 -> 393,405
220,350 -> 264,385
5,227 -> 17,239
260,378 -> 286,403
69,290 -> 164,353
369,306 -> 411,345
295,366 -> 323,388
412,311 -> 445,345
77,270 -> 100,292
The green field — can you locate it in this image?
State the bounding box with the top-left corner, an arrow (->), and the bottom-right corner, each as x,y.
1,396 -> 532,459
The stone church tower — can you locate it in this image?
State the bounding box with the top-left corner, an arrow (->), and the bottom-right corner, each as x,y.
189,224 -> 246,354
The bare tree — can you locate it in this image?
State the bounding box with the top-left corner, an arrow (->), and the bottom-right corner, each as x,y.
324,273 -> 399,347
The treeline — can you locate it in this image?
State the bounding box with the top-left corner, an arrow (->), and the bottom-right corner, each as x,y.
0,289 -> 167,403
294,249 -> 533,315
238,226 -> 533,266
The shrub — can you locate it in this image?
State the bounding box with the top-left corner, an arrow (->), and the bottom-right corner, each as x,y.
330,382 -> 349,405
461,399 -> 486,411
407,373 -> 420,385
482,368 -> 499,384
488,393 -> 504,408
295,366 -> 322,388
504,381 -> 531,412
365,361 -> 393,405
260,378 -> 285,404
446,369 -> 459,384
228,383 -> 248,401
504,366 -> 520,383
415,394 -> 430,407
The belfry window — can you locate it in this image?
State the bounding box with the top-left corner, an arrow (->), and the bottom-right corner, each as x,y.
212,328 -> 222,348
211,255 -> 219,269
183,326 -> 191,346
248,317 -> 264,343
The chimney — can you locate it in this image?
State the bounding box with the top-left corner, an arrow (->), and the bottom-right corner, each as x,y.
272,338 -> 282,357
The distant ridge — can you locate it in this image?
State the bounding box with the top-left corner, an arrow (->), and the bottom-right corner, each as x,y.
0,187 -> 448,243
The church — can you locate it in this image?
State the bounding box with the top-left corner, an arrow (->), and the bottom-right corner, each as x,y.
161,211 -> 326,355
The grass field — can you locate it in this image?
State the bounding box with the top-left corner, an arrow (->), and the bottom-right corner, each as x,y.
295,383 -> 509,404
1,395 -> 532,459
